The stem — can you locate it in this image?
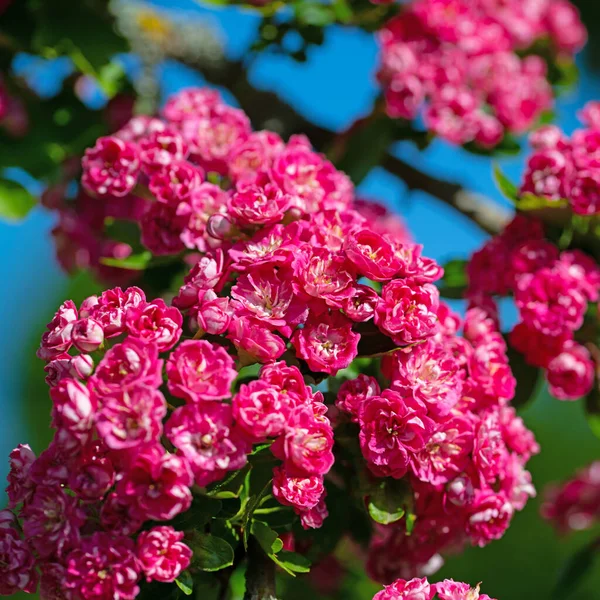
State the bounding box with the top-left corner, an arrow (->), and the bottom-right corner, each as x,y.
243,537 -> 278,600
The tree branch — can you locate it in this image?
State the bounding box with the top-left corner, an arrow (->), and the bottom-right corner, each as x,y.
243,537 -> 278,600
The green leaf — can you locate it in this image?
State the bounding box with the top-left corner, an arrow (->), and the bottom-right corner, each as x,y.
295,2 -> 335,26
170,496 -> 223,531
336,116 -> 395,185
493,164 -> 518,202
0,178 -> 36,222
554,58 -> 579,89
99,251 -> 152,271
507,343 -> 541,409
585,386 -> 600,441
271,550 -> 311,575
437,258 -> 468,299
552,539 -> 599,599
251,521 -> 283,555
189,534 -> 235,572
205,464 -> 251,499
367,479 -> 409,525
175,571 -> 194,596
517,193 -> 568,211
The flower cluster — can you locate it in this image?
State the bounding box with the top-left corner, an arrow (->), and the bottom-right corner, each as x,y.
377,0 -> 586,148
541,461 -> 600,534
3,87 -> 538,597
372,577 -> 497,600
519,101 -> 600,215
467,214 -> 600,401
348,301 -> 539,582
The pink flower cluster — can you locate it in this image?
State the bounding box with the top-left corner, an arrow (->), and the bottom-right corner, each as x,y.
467,215 -> 599,401
519,101 -> 600,215
346,302 -> 539,582
377,0 -> 586,148
541,461 -> 600,534
372,577 -> 497,600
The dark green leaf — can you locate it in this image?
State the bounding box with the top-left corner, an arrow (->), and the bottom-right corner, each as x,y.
205,464 -> 251,499
367,479 -> 409,525
0,178 -> 36,222
189,534 -> 235,572
507,344 -> 541,410
271,550 -> 311,575
336,116 -> 395,185
517,193 -> 568,211
493,164 -> 518,202
99,251 -> 152,271
552,539 -> 599,599
251,521 -> 283,555
585,386 -> 600,441
437,258 -> 468,299
170,497 -> 223,531
175,571 -> 194,596
295,2 -> 335,26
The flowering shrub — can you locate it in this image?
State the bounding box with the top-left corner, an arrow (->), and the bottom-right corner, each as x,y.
542,461 -> 600,534
372,577 -> 497,600
377,0 -> 586,149
0,87 -> 541,598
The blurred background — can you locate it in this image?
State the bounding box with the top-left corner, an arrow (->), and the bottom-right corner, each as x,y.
0,1 -> 599,598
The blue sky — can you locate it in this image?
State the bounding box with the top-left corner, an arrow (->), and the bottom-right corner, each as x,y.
1,0 -> 599,481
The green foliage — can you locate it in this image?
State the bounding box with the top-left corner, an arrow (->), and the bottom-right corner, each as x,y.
437,258 -> 469,299
0,177 -> 36,222
552,539 -> 600,599
507,344 -> 542,410
99,251 -> 153,271
493,164 -> 519,202
367,478 -> 410,525
188,534 -> 235,572
175,571 -> 194,596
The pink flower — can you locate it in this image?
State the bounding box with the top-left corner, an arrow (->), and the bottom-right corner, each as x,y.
22,485 -> 86,558
125,299 -> 183,352
90,337 -> 163,396
466,490 -> 513,547
139,128 -> 188,174
174,250 -> 227,309
231,266 -> 307,334
6,443 -> 36,508
271,404 -> 334,477
520,149 -> 571,201
192,290 -> 232,335
37,300 -> 78,360
100,492 -> 143,537
374,280 -> 439,345
96,385 -> 166,449
299,496 -> 329,530
344,229 -> 401,281
148,160 -> 203,204
65,532 -> 141,600
68,443 -> 115,502
233,380 -> 292,442
259,361 -> 312,404
140,200 -> 188,255
386,339 -> 463,418
116,445 -> 193,521
228,182 -> 292,226
569,170 -> 600,215
89,287 -> 146,338
291,311 -> 359,375
161,87 -> 222,122
82,136 -> 139,197
137,526 -> 192,583
336,374 -> 381,422
228,316 -> 286,364
385,73 -> 425,120
166,339 -> 237,402
546,0 -> 587,54
515,267 -> 587,336
410,416 -> 474,486
435,580 -> 496,600
579,101 -> 600,130
71,318 -> 104,352
50,378 -> 97,442
359,389 -> 434,480
293,247 -> 356,308
166,403 -> 249,487
341,284 -> 380,322
394,244 -> 443,284
373,577 -> 434,600
272,466 -> 324,511
0,526 -> 37,595
546,342 -> 594,400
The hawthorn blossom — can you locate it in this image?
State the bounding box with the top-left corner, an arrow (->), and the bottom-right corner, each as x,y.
137,526 -> 192,583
